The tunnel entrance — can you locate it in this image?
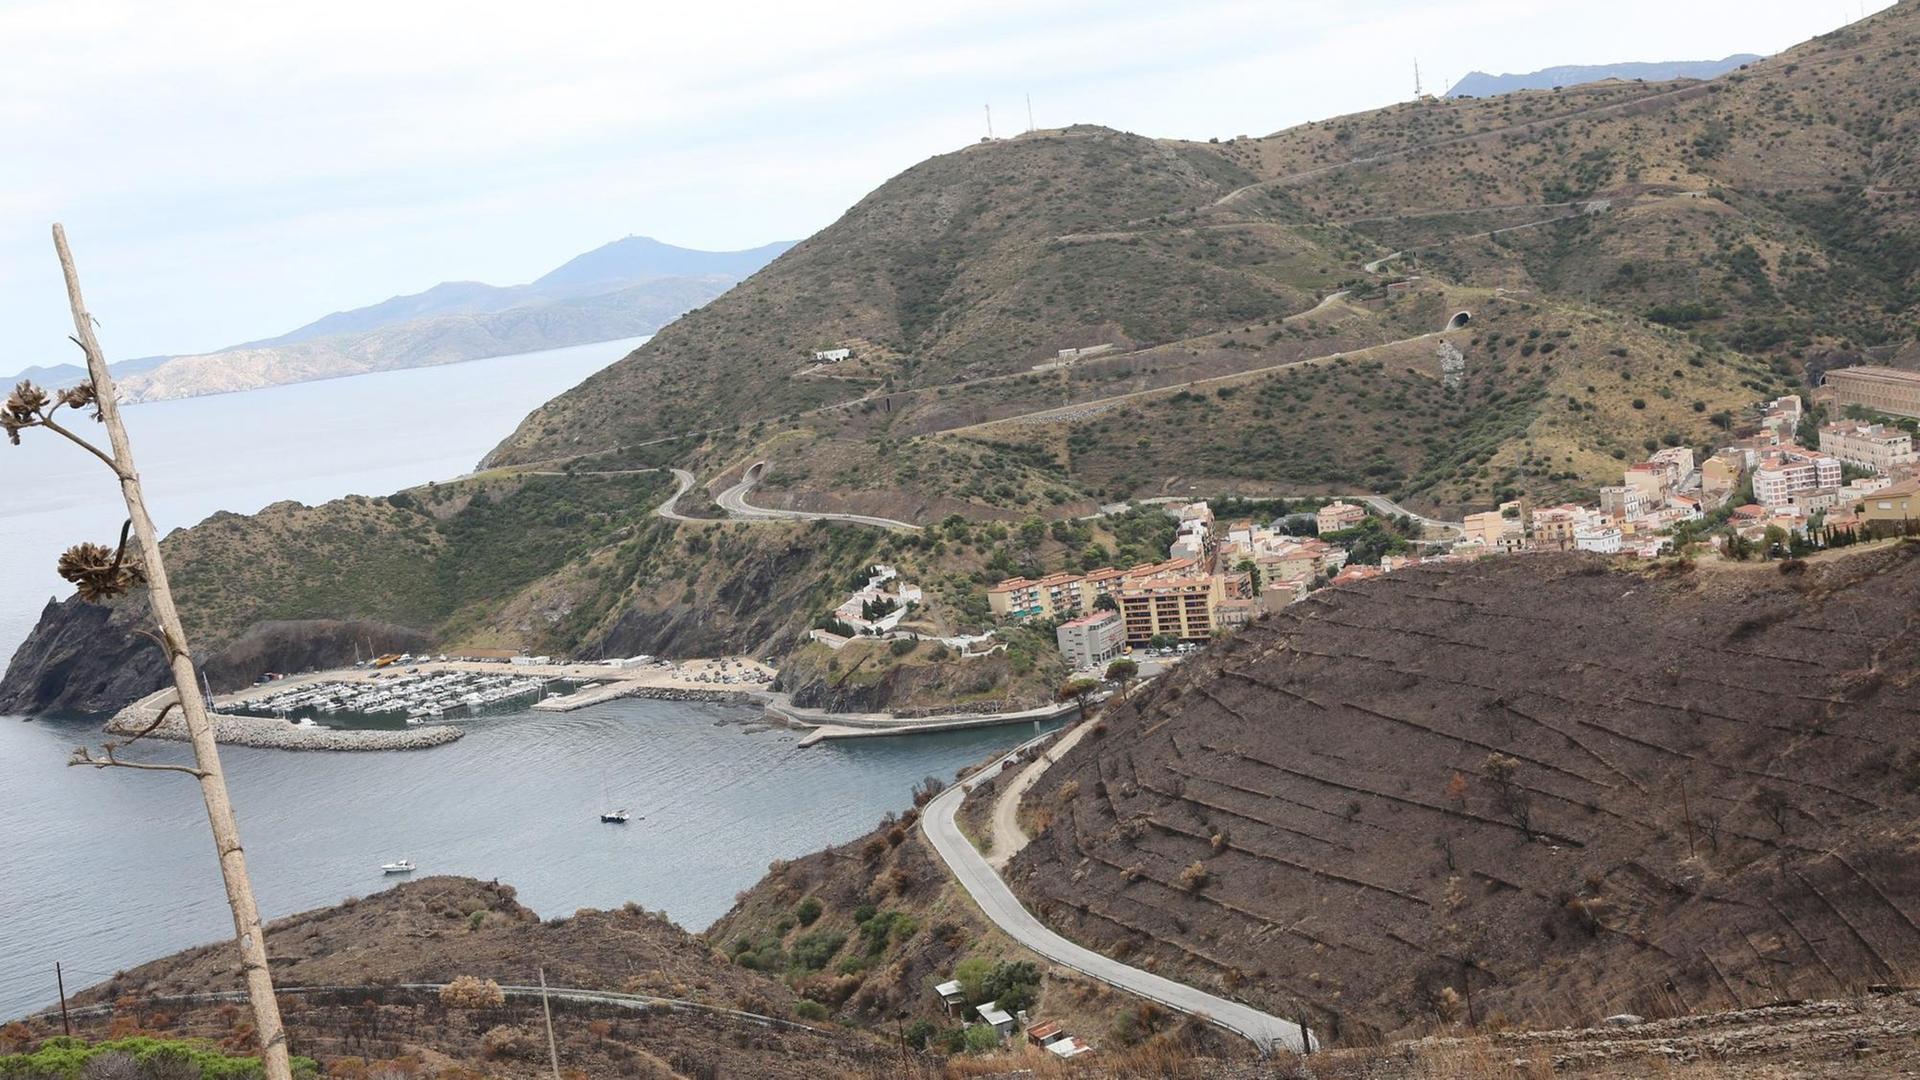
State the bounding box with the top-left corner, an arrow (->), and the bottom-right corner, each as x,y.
1446,311 -> 1472,330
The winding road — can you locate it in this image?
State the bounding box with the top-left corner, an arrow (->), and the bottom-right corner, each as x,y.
921,738 -> 1314,1055
715,461 -> 921,531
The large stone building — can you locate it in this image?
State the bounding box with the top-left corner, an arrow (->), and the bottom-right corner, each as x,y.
1820,420 -> 1917,475
1821,365 -> 1920,420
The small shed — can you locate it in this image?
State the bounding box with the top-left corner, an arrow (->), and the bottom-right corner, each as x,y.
933,979 -> 965,1013
1046,1036 -> 1093,1058
976,1000 -> 1015,1039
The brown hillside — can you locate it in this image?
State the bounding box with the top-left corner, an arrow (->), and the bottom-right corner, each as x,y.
1010,543 -> 1920,1044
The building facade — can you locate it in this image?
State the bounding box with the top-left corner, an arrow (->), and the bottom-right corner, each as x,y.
1055,609 -> 1126,670
1820,420 -> 1917,474
1752,449 -> 1842,508
1316,501 -> 1367,534
1822,365 -> 1920,421
1115,559 -> 1219,643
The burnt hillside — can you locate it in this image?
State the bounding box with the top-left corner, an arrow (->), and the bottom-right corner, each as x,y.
1011,544 -> 1920,1044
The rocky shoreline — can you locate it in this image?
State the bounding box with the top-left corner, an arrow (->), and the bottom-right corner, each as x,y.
626,686 -> 757,705
105,707 -> 463,752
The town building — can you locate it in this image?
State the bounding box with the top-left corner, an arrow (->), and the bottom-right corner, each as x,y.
1462,508 -> 1522,549
1316,500 -> 1367,534
1598,485 -> 1648,521
1573,522 -> 1623,554
1115,558 -> 1220,644
1530,505 -> 1587,552
1701,449 -> 1746,504
1858,477 -> 1919,531
1623,462 -> 1671,504
1761,395 -> 1803,438
1752,448 -> 1842,509
811,347 -> 853,363
1055,609 -> 1126,670
1820,420 -> 1917,474
1821,365 -> 1920,420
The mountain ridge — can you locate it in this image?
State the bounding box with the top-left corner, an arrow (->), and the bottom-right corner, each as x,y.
2,235 -> 796,403
1444,54 -> 1761,98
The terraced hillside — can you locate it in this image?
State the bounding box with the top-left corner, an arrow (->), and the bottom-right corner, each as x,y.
1010,543 -> 1920,1043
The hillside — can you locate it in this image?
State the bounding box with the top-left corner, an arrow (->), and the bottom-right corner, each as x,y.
1008,543 -> 1920,1042
39,876 -> 895,1079
1444,55 -> 1760,99
483,3 -> 1920,521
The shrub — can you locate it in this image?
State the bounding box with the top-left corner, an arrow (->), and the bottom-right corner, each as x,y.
793,1000 -> 830,1022
795,896 -> 824,926
1178,861 -> 1210,892
790,930 -> 848,971
440,975 -> 505,1009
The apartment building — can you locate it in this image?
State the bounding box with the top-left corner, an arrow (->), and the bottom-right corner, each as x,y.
986,571 -> 1085,621
1115,558 -> 1220,644
1752,448 -> 1842,509
1055,609 -> 1126,670
1819,420 -> 1917,474
1821,365 -> 1920,421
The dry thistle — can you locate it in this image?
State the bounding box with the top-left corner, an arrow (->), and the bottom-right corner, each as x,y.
57,381 -> 102,419
56,525 -> 145,603
2,380 -> 46,443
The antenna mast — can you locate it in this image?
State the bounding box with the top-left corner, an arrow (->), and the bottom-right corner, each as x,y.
1026,93 -> 1035,132
1414,59 -> 1423,99
985,104 -> 994,139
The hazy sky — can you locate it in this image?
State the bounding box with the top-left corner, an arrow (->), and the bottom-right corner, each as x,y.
0,0 -> 1893,363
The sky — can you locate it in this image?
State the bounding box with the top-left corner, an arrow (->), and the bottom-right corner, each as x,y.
0,0 -> 1896,364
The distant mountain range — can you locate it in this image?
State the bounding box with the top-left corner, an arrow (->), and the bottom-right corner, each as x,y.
3,236 -> 794,403
1443,54 -> 1761,98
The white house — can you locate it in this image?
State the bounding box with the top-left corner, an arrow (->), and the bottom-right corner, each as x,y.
812,347 -> 853,363
1573,522 -> 1623,554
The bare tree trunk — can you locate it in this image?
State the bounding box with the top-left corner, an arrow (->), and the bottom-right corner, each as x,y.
52,225 -> 292,1079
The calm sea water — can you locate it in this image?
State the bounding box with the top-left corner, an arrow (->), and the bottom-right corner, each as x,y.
0,342 -> 1048,1019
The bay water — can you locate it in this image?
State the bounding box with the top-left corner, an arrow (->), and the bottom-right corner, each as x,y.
0,341 -> 1044,1018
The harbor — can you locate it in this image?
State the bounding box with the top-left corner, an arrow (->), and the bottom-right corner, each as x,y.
104,655 -> 777,751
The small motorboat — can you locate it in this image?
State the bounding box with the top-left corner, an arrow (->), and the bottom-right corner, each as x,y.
380,858 -> 416,874
600,809 -> 630,823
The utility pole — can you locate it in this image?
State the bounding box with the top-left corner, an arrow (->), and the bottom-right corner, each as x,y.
538,967 -> 561,1080
55,963 -> 71,1036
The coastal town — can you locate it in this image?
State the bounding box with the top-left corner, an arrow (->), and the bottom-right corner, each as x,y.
985,369 -> 1920,671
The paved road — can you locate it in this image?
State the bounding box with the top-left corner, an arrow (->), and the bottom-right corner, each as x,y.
654,467 -> 704,522
1350,493 -> 1464,534
715,462 -> 921,531
922,748 -> 1314,1055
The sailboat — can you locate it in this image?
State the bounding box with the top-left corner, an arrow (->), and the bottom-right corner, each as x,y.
600,773 -> 630,823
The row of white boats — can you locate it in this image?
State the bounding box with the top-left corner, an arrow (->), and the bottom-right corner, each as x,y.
221,671 -> 556,724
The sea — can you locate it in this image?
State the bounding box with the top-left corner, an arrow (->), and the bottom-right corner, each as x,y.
0,340 -> 1052,1019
